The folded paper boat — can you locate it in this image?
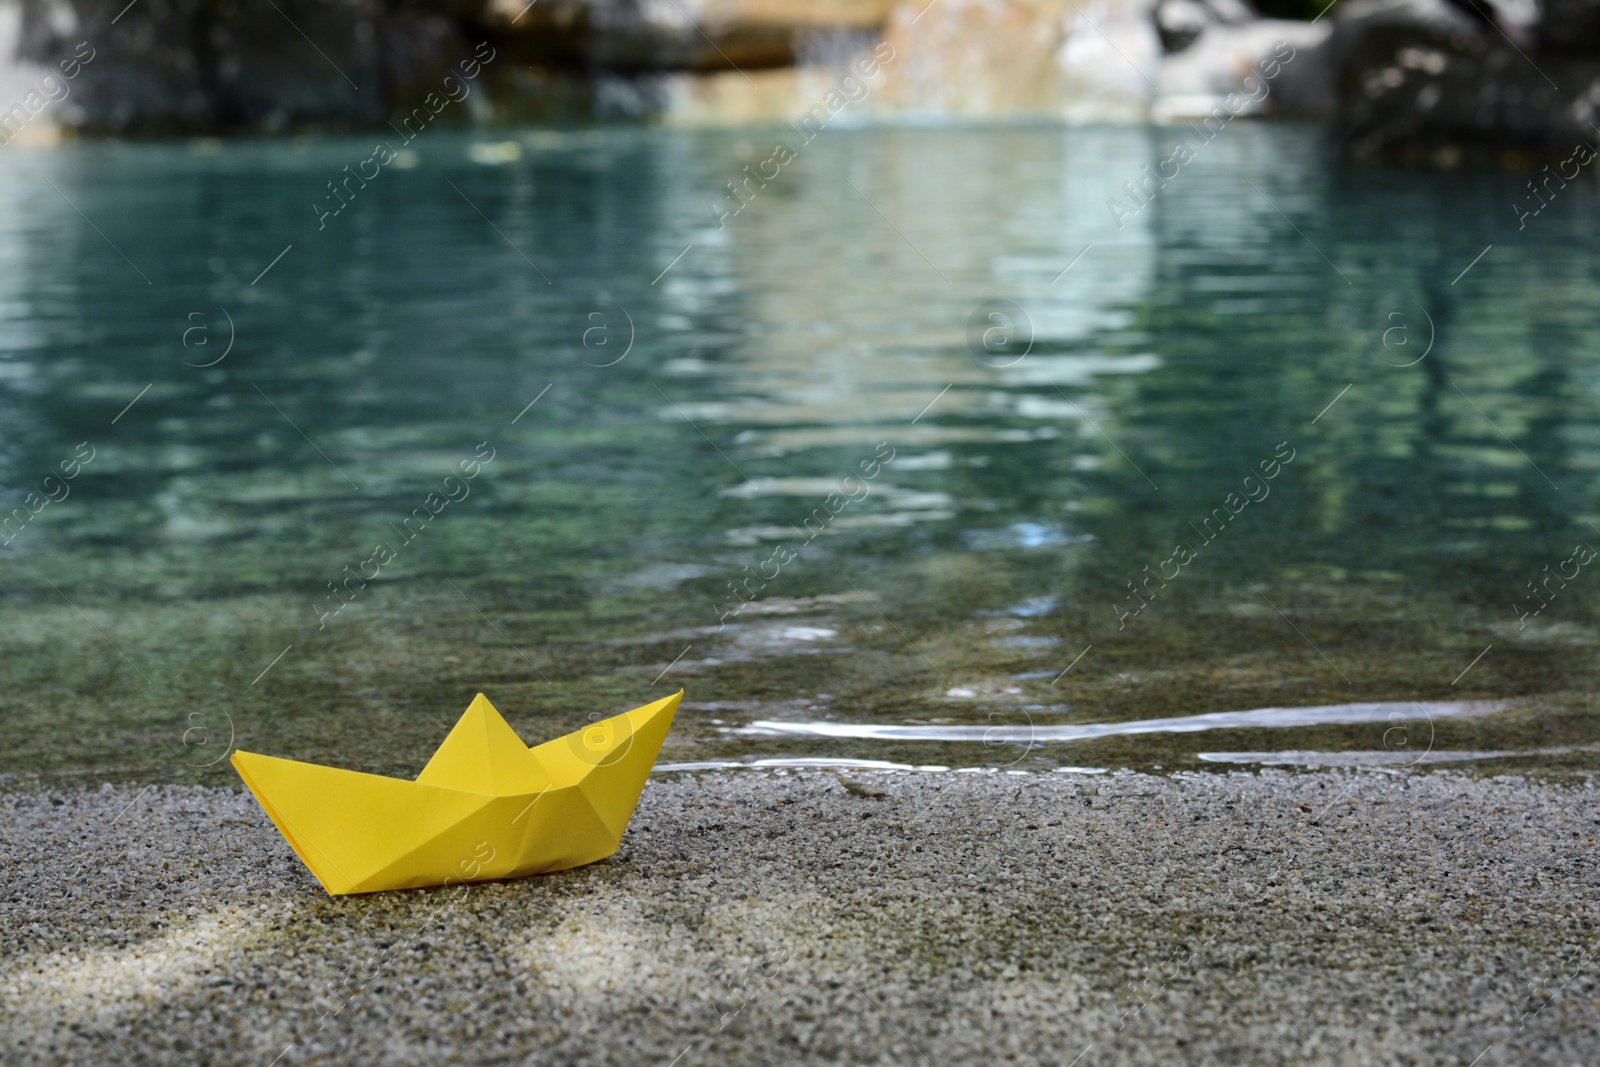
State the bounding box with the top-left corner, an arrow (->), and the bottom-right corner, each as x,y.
231,690 -> 681,895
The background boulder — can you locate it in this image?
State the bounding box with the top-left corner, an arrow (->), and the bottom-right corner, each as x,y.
1330,0 -> 1600,157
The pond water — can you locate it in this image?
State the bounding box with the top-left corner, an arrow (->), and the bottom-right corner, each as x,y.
2,123 -> 1598,787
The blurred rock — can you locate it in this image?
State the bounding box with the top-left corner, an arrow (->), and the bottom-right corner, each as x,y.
382,7 -> 477,112
1055,0 -> 1164,121
1540,0 -> 1600,55
486,0 -> 888,71
6,0 -> 396,132
874,0 -> 1158,122
1154,18 -> 1333,120
209,0 -> 387,129
1158,0 -> 1215,52
1157,0 -> 1256,54
563,0 -> 1165,124
1204,0 -> 1255,22
0,0 -> 69,144
1331,0 -> 1600,156
0,0 -> 1173,130
591,0 -> 1164,125
7,0 -> 1585,141
538,0 -> 793,71
21,0 -> 215,134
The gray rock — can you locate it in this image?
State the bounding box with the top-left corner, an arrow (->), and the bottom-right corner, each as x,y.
589,0 -> 795,71
498,0 -> 822,74
1204,0 -> 1258,24
1541,0 -> 1600,55
209,0 -> 387,130
1157,0 -> 1214,52
1155,19 -> 1334,120
380,8 -> 476,114
7,0 -> 445,133
1157,0 -> 1257,54
21,0 -> 215,134
1330,0 -> 1600,154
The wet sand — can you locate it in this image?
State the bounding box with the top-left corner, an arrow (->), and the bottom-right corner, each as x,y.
2,769 -> 1597,1066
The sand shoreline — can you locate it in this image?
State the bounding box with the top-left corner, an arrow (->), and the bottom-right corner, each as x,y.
3,769 -> 1597,1065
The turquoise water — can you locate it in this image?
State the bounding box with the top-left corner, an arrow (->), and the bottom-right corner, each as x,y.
2,123 -> 1599,785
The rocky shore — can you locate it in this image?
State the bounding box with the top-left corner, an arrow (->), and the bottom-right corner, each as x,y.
0,0 -> 1596,150
3,769 -> 1597,1064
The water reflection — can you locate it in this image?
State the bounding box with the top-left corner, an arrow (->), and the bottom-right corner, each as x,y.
1197,746 -> 1600,769
1,125 -> 1599,783
733,699 -> 1505,742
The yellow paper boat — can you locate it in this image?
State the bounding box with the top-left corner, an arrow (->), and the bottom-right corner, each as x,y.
231,690 -> 681,895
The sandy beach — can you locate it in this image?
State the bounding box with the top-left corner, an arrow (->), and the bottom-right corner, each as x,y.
3,768 -> 1596,1066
